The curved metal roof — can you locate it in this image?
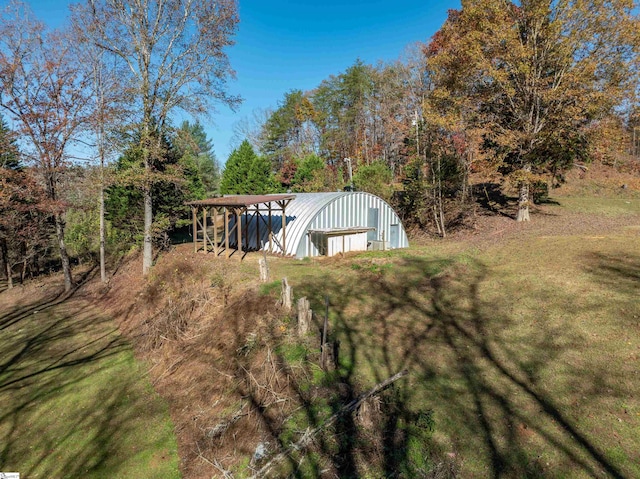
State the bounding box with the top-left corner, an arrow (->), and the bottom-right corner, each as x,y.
278,192 -> 349,256
234,191 -> 408,258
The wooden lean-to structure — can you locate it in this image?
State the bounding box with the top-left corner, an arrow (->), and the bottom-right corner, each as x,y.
186,194 -> 295,259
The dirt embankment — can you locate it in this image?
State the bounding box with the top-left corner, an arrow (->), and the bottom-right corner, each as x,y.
94,252 -> 303,478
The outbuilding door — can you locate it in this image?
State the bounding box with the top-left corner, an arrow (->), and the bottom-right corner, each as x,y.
389,224 -> 399,248
367,208 -> 379,241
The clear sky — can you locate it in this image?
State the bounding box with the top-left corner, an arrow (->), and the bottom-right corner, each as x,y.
26,0 -> 460,163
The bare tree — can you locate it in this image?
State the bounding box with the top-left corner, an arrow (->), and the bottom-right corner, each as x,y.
71,22 -> 132,284
74,0 -> 240,275
0,1 -> 93,292
231,108 -> 273,154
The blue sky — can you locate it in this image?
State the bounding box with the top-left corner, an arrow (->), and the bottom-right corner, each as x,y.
27,0 -> 460,163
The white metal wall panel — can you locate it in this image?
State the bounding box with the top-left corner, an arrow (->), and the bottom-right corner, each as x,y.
326,234 -> 368,257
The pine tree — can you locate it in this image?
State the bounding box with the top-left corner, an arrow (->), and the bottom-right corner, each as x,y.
0,116 -> 20,170
220,140 -> 277,195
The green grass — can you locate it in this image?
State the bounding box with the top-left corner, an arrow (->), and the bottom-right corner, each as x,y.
0,295 -> 180,478
554,196 -> 640,215
262,200 -> 640,478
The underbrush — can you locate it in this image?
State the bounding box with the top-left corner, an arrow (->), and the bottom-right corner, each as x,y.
125,249 -> 462,478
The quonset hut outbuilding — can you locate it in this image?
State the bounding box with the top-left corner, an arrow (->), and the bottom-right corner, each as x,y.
187,191 -> 409,259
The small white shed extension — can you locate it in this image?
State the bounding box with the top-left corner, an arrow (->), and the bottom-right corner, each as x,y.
243,191 -> 409,258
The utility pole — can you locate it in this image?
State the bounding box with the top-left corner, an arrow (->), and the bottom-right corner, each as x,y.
344,157 -> 354,190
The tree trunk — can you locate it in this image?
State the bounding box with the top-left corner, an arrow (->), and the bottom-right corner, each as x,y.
143,185 -> 153,276
0,238 -> 6,280
516,165 -> 531,222
20,257 -> 27,284
0,238 -> 12,289
437,156 -> 446,237
99,178 -> 106,283
258,257 -> 269,282
54,212 -> 74,292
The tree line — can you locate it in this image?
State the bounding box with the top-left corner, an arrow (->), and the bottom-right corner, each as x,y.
225,0 -> 638,229
1,0 -> 639,289
1,0 -> 237,290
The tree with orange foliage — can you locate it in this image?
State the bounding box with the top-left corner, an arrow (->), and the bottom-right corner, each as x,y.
0,116 -> 50,288
426,0 -> 639,221
0,1 -> 93,291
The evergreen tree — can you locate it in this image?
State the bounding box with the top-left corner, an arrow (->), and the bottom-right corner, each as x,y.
0,116 -> 49,287
0,115 -> 20,170
174,120 -> 219,197
220,140 -> 277,194
107,128 -> 204,244
290,154 -> 327,192
353,161 -> 394,202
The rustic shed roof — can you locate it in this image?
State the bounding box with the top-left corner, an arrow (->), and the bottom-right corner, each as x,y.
186,194 -> 295,208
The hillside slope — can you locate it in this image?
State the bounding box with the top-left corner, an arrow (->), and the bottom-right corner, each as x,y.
100,161 -> 640,478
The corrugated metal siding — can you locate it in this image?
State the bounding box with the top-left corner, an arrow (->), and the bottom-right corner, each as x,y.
226,192 -> 409,258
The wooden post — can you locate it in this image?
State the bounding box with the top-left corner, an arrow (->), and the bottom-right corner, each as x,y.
297,297 -> 312,336
321,296 -> 329,370
213,207 -> 219,256
256,206 -> 260,253
243,208 -> 248,254
225,207 -> 230,259
259,258 -> 269,283
259,242 -> 269,282
281,203 -> 286,255
202,207 -> 208,252
237,209 -> 243,259
268,203 -> 272,253
192,206 -> 197,253
280,277 -> 292,312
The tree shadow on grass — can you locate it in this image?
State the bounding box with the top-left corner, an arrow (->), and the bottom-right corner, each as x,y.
0,291 -> 178,478
475,182 -> 516,218
269,254 -> 633,478
583,252 -> 640,297
0,266 -> 97,332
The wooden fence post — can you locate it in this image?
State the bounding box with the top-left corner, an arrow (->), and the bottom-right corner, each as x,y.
297,297 -> 312,336
321,296 -> 329,370
280,277 -> 292,312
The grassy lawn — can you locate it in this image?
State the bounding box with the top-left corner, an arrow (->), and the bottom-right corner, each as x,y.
0,290 -> 180,478
260,197 -> 640,478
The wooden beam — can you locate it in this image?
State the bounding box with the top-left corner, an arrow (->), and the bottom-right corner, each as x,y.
276,200 -> 290,255
213,207 -> 219,256
202,207 -> 208,252
282,208 -> 286,255
192,206 -> 197,253
225,207 -> 230,259
237,209 -> 243,260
